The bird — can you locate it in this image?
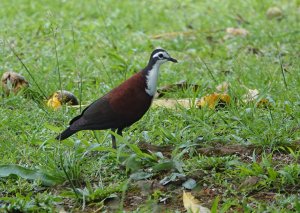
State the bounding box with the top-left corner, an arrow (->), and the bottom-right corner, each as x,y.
56,48 -> 178,148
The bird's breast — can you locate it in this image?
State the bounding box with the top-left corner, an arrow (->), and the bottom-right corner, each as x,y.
145,63 -> 160,96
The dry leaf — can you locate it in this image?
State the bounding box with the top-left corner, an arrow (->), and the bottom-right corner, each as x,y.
243,89 -> 259,102
226,28 -> 249,36
196,93 -> 230,109
224,27 -> 249,39
47,90 -> 79,109
183,191 -> 211,213
156,81 -> 200,98
243,89 -> 273,108
216,82 -> 229,93
152,98 -> 196,109
196,144 -> 259,156
1,71 -> 29,96
137,141 -> 173,153
239,176 -> 261,189
266,7 -> 283,19
151,30 -> 196,39
256,98 -> 273,109
58,208 -> 67,213
246,46 -> 263,55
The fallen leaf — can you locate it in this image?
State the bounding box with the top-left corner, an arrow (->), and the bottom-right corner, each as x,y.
182,178 -> 197,190
183,191 -> 211,213
243,89 -> 259,102
137,141 -> 173,158
1,71 -> 29,96
245,46 -> 263,55
251,192 -> 277,201
195,144 -> 260,157
157,80 -> 200,98
216,82 -> 229,93
152,98 -> 195,109
130,171 -> 153,181
243,89 -> 274,108
135,180 -> 161,196
224,27 -> 249,39
239,176 -> 261,190
266,7 -> 283,19
0,164 -> 63,186
47,90 -> 79,109
256,98 -> 273,109
58,208 -> 68,213
193,141 -> 300,157
151,30 -> 196,39
160,173 -> 186,186
196,93 -> 230,109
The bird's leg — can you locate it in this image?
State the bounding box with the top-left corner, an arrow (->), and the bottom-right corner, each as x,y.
111,128 -> 117,149
117,129 -> 123,137
111,128 -> 123,149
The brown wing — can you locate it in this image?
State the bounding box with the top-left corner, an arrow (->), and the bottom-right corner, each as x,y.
69,71 -> 152,131
108,71 -> 153,125
69,95 -> 122,131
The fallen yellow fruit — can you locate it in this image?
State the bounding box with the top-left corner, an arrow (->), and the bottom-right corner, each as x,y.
197,93 -> 230,109
47,90 -> 79,110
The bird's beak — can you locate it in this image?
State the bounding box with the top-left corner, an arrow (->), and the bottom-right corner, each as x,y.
168,57 -> 178,63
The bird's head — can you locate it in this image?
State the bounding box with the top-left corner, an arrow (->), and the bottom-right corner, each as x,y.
149,48 -> 178,66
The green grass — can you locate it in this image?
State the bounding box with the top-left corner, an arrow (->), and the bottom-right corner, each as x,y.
1,0 -> 300,211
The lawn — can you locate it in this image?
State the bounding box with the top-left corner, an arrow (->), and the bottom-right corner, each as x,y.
0,0 -> 300,212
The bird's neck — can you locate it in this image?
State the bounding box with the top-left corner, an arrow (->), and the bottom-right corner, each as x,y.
144,62 -> 161,96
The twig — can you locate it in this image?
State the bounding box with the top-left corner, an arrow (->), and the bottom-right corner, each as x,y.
278,53 -> 288,89
198,56 -> 218,83
71,26 -> 83,112
95,0 -> 117,49
151,28 -> 225,39
97,57 -> 114,87
59,152 -> 80,200
51,25 -> 63,94
151,30 -> 196,39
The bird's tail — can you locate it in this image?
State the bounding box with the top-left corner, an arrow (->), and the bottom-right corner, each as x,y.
56,127 -> 77,140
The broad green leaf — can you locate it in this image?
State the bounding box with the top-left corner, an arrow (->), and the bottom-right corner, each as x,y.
44,123 -> 61,133
128,144 -> 156,161
0,165 -> 63,186
152,160 -> 175,172
89,144 -> 117,154
211,196 -> 220,213
182,178 -> 197,190
130,171 -> 153,180
159,173 -> 186,185
125,154 -> 143,173
107,52 -> 127,64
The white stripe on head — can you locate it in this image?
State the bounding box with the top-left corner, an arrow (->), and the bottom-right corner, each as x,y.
152,51 -> 170,59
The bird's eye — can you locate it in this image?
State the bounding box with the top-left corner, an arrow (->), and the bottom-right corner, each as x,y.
158,54 -> 164,59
